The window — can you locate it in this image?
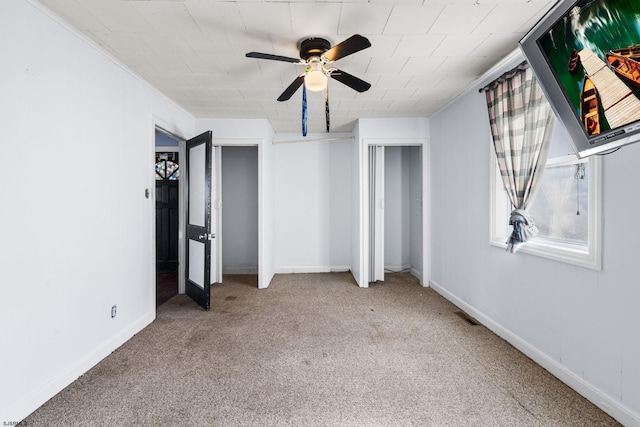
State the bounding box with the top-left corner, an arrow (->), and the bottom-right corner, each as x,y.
155,153 -> 180,181
529,156 -> 588,245
490,131 -> 602,270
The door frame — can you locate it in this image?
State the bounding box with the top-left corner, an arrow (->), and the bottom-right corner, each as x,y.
360,138 -> 430,288
369,145 -> 385,283
153,120 -> 190,296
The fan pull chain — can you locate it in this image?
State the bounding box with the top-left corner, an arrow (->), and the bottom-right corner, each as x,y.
325,85 -> 330,132
574,163 -> 585,215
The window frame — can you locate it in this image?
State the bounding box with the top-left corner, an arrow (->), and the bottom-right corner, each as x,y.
490,150 -> 603,270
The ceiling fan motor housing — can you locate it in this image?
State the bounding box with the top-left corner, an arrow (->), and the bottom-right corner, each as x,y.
299,37 -> 331,60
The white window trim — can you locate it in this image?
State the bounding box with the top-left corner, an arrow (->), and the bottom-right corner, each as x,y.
490,152 -> 603,270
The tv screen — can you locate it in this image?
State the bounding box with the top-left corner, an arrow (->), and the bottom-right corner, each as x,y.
520,0 -> 640,157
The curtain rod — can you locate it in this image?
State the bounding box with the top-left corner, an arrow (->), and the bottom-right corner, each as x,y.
479,60 -> 529,93
272,136 -> 356,145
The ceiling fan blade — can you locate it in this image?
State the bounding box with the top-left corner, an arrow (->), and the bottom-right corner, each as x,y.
323,35 -> 371,62
325,85 -> 330,133
278,75 -> 305,101
330,69 -> 371,93
246,52 -> 302,64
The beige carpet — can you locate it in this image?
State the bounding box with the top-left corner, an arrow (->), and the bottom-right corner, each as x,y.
22,273 -> 619,426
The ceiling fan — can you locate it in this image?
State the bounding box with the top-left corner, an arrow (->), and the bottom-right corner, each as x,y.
246,35 -> 372,134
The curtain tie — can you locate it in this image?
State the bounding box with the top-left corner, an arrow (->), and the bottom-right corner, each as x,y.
507,209 -> 538,253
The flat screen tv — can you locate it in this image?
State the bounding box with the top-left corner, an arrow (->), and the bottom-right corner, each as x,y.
520,0 -> 640,157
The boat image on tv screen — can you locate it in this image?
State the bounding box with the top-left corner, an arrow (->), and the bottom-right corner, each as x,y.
538,0 -> 640,138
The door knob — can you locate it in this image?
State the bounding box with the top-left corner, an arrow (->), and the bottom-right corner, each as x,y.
198,233 -> 215,240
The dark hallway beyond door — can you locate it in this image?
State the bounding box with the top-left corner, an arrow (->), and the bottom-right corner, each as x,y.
155,150 -> 180,306
156,272 -> 178,307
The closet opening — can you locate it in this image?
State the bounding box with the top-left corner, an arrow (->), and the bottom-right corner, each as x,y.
221,146 -> 259,286
369,145 -> 423,284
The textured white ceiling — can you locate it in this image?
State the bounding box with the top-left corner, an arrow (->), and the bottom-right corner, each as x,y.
37,0 -> 556,134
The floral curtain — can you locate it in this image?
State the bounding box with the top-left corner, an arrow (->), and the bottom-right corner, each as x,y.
483,61 -> 555,253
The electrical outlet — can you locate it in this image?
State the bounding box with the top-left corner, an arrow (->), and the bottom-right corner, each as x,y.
111,305 -> 117,318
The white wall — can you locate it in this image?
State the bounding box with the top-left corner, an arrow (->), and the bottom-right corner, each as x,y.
272,133 -> 353,273
195,118 -> 273,140
0,0 -> 195,423
221,146 -> 258,274
429,57 -> 640,425
358,117 -> 430,138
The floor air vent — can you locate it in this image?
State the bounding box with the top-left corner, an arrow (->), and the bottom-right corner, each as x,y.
454,310 -> 479,326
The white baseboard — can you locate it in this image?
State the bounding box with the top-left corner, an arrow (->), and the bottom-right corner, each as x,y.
383,266 -> 422,279
2,311 -> 155,424
382,266 -> 423,285
410,267 -> 422,282
384,264 -> 410,272
275,266 -> 351,274
429,279 -> 640,427
222,267 -> 258,275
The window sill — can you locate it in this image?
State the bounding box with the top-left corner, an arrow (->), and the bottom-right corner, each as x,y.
490,236 -> 601,270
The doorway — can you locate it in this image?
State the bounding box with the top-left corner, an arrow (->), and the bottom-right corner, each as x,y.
368,145 -> 423,284
155,130 -> 180,306
221,146 -> 259,283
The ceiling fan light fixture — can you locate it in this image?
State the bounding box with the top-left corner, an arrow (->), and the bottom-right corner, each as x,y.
305,61 -> 327,92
